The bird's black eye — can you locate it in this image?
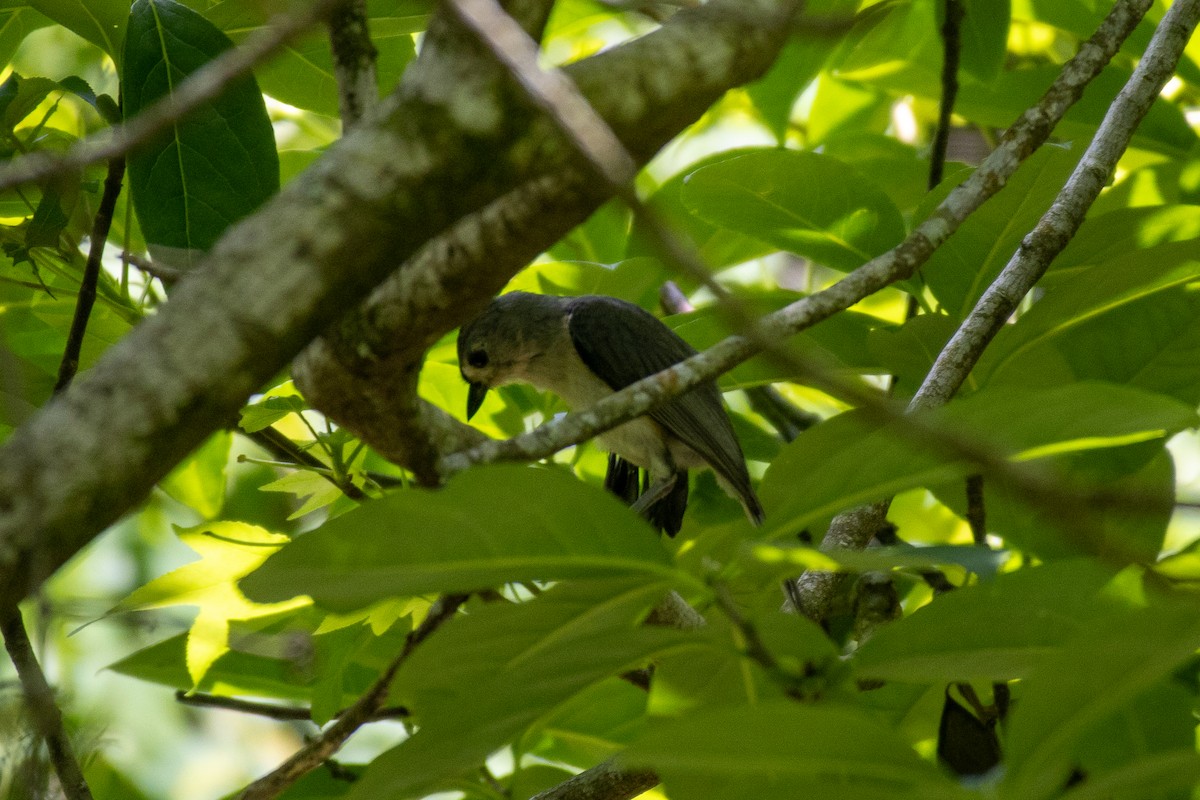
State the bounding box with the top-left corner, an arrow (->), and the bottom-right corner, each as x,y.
467,349 -> 489,368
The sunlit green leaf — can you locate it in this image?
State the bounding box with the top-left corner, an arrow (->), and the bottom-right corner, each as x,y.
625,701 -> 973,800
108,522 -> 309,686
681,149 -> 906,272
241,465 -> 683,611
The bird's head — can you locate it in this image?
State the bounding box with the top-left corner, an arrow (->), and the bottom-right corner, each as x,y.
457,292 -> 569,419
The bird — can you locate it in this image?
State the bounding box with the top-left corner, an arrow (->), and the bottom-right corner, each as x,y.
457,291 -> 764,535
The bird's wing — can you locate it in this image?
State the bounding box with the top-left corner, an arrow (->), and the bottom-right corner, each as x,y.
566,296 -> 756,505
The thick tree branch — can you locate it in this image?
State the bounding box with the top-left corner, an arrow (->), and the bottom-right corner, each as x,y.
794,0 -> 1194,624
438,0 -> 1152,479
0,0 -> 800,608
235,594 -> 466,800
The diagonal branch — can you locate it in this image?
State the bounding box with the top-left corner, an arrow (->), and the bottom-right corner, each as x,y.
0,0 -> 802,609
234,594 -> 466,800
438,0 -> 1153,479
792,0 -> 1196,624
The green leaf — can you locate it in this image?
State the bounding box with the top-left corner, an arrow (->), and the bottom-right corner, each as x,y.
123,0 -> 279,267
158,431 -> 230,518
108,522 -> 308,686
1002,600 -> 1200,800
953,65 -> 1197,157
745,34 -> 836,143
979,242 -> 1200,404
921,145 -> 1079,320
259,470 -> 346,520
853,560 -> 1115,682
0,8 -> 53,71
624,701 -> 973,800
1046,205 -> 1200,285
958,0 -> 1010,82
758,382 -> 1198,538
204,0 -> 422,116
241,465 -> 681,611
681,149 -> 907,272
239,394 -> 306,433
348,578 -> 698,800
29,0 -> 127,62
627,148 -> 776,270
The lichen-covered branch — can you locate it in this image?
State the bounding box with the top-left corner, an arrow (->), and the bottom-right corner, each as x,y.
0,0 -> 800,607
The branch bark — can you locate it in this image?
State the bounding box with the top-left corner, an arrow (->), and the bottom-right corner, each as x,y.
794,0 -> 1196,624
437,0 -> 1153,479
0,0 -> 800,608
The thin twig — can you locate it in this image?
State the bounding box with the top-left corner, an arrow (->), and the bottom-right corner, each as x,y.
0,0 -> 341,193
1,608 -> 94,800
658,281 -> 816,442
930,0 -> 964,191
234,594 -> 466,800
174,689 -> 409,721
121,251 -> 182,284
965,473 -> 986,545
54,156 -> 125,394
327,0 -> 379,129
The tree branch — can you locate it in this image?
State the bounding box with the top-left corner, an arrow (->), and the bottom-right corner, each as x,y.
529,756 -> 658,800
55,156 -> 125,393
327,0 -> 379,130
437,0 -> 1151,478
0,0 -> 801,608
1,608 -> 93,800
174,689 -> 409,721
234,594 -> 466,800
795,0 -> 1193,624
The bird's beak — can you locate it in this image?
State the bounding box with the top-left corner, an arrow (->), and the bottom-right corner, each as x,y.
466,382 -> 489,420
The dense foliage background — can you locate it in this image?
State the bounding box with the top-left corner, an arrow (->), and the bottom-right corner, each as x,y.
1,0 -> 1200,798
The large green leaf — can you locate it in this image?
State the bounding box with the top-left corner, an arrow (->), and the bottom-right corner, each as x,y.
1002,600 -> 1200,800
1046,205 -> 1200,285
758,382 -> 1198,538
123,0 -> 279,267
108,522 -> 309,686
959,0 -> 1010,82
680,149 -> 907,272
978,242 -> 1200,404
347,578 -> 700,800
0,7 -> 53,70
853,560 -> 1115,682
627,147 -> 776,270
241,465 -> 682,611
29,0 -> 127,62
624,701 -> 974,800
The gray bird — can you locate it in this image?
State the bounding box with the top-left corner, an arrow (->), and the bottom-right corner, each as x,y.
457,291 -> 764,534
